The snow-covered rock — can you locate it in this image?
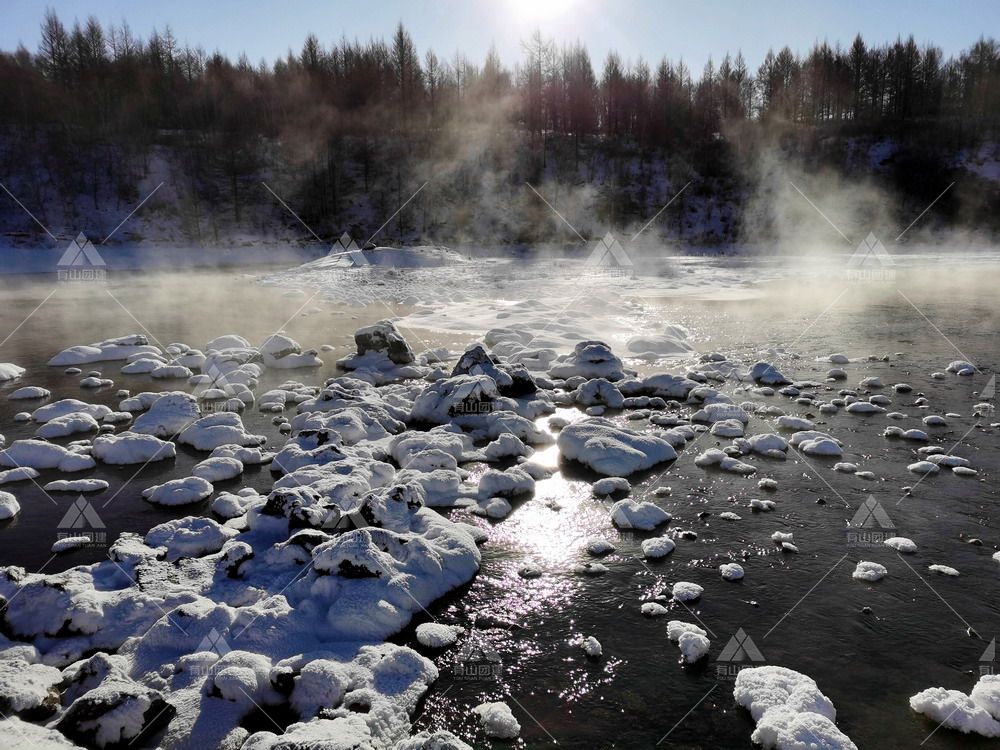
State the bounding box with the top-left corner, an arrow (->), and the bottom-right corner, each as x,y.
472,701 -> 520,739
0,440 -> 96,472
92,432 -> 176,464
852,561 -> 887,582
415,623 -> 463,649
549,340 -> 626,381
611,500 -> 671,530
671,581 -> 703,602
0,491 -> 20,519
558,418 -> 676,476
192,456 -> 244,482
144,516 -> 238,561
910,683 -> 1000,738
720,562 -> 745,581
734,666 -> 857,750
7,386 -> 49,400
142,476 -> 213,506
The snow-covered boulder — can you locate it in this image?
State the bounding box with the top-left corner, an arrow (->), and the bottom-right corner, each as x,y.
0,440 -> 96,472
144,516 -> 239,561
7,386 -> 49,400
349,319 -> 415,365
0,363 -> 25,381
130,392 -> 200,437
178,412 -> 265,451
557,418 -> 676,476
0,658 -> 61,716
0,491 -> 20,519
56,676 -> 175,747
750,362 -> 791,386
31,398 -> 111,423
452,344 -> 537,397
91,432 -> 176,464
411,375 -> 506,424
734,666 -> 857,750
192,456 -> 244,482
36,411 -> 99,438
472,701 -> 520,739
142,477 -> 213,506
48,335 -> 160,366
549,340 -> 626,381
910,683 -> 1000,738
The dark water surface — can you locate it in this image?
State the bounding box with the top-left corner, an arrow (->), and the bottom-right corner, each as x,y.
415,269 -> 1000,749
0,265 -> 998,749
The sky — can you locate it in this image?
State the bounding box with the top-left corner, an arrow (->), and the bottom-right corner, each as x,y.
2,0 -> 997,74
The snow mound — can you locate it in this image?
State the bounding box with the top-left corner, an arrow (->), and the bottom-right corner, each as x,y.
852,561 -> 887,581
611,500 -> 671,530
92,432 -> 176,464
0,440 -> 96,472
142,476 -> 213,506
48,335 -> 159,366
734,665 -> 857,750
144,516 -> 238,561
415,623 -> 463,648
910,682 -> 1000,738
558,418 -> 676,476
0,491 -> 20,519
549,340 -> 626,381
472,701 -> 521,739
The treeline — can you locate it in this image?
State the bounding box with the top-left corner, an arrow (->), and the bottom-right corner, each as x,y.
0,11 -> 998,242
4,12 -> 998,142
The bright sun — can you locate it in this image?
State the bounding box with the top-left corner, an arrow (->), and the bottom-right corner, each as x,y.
506,0 -> 579,22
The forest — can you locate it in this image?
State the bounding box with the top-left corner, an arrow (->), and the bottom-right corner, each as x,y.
0,11 -> 998,245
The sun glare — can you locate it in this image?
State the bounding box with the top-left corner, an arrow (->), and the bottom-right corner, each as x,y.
506,0 -> 579,23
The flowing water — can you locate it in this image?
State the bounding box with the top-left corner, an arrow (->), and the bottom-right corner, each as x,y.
0,261 -> 998,749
